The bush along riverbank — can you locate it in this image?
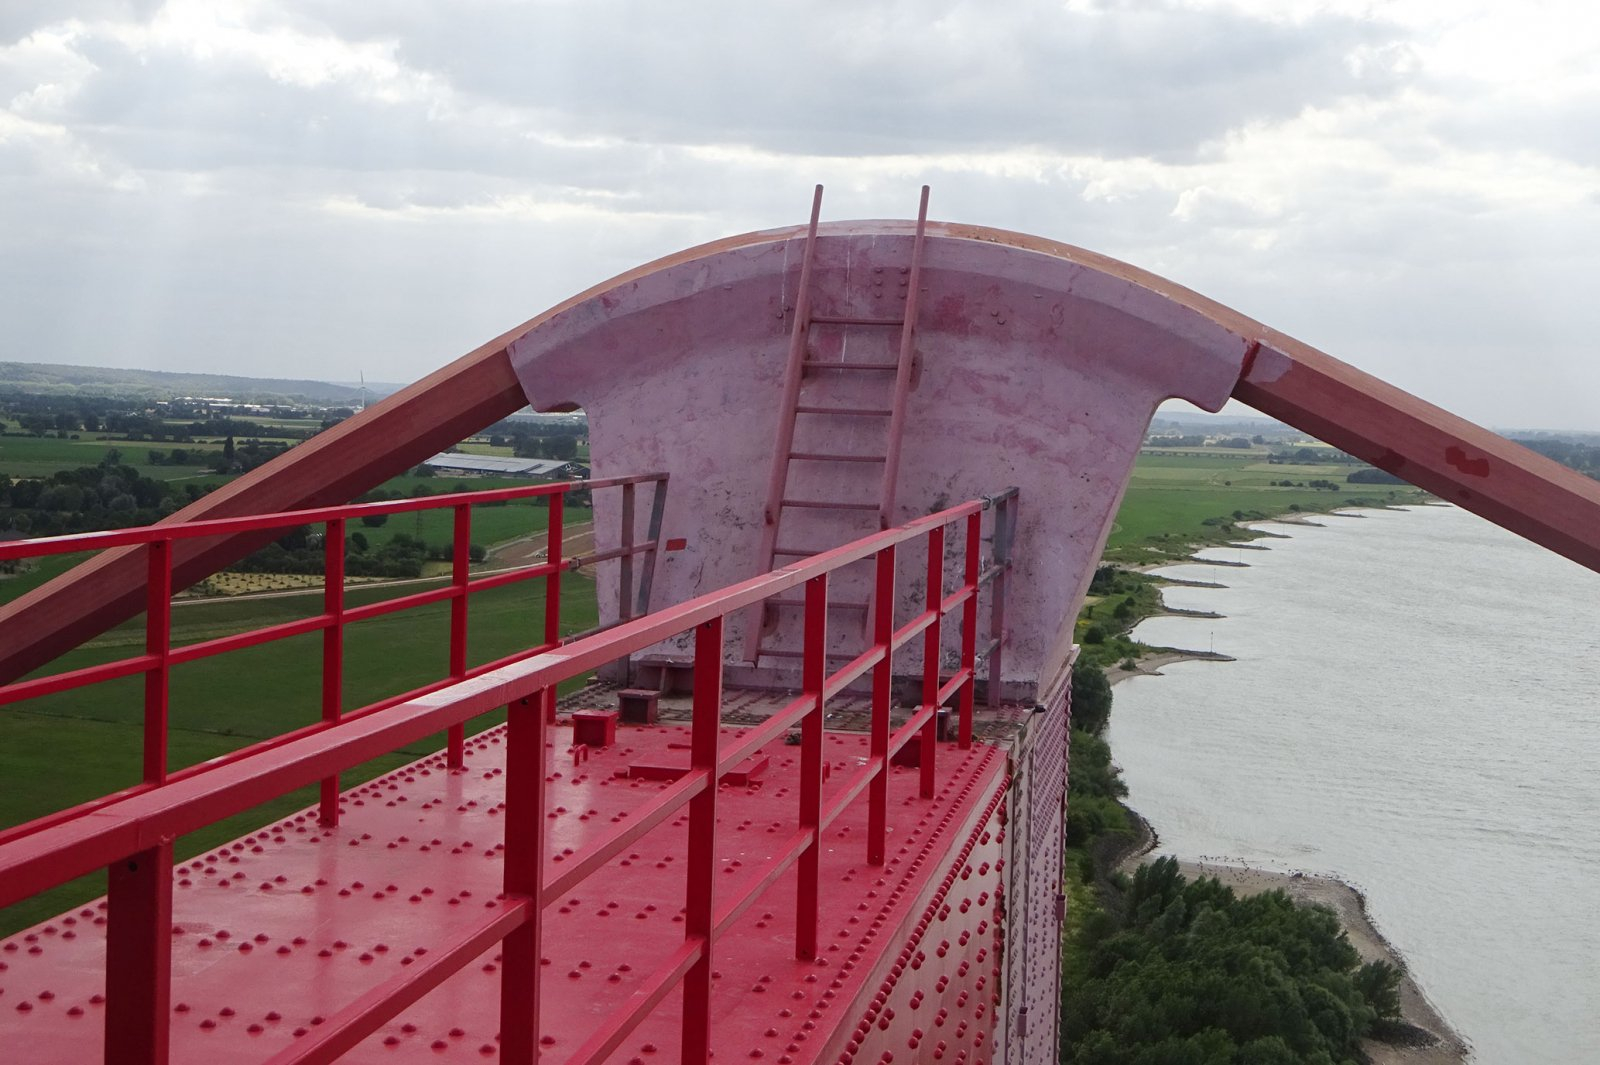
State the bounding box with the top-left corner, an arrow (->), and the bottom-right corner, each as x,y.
1061,659 -> 1408,1065
1061,502 -> 1462,1064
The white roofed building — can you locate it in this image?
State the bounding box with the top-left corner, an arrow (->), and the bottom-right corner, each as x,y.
421,453 -> 569,477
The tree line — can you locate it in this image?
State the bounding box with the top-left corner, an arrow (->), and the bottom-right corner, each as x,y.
1064,857 -> 1402,1064
0,457 -> 188,536
1511,436 -> 1600,479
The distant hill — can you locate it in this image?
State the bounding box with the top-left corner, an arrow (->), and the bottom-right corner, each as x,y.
0,362 -> 402,404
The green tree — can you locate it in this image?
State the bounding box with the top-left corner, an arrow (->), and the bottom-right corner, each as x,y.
1354,960 -> 1403,1022
1071,661 -> 1113,734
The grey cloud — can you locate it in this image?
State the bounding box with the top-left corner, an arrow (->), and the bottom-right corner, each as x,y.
4,1 -> 1598,431
1427,84 -> 1600,169
0,0 -> 160,45
293,0 -> 1412,161
21,24 -> 677,207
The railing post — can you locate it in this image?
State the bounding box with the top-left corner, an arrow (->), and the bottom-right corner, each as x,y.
446,504 -> 472,769
320,518 -> 346,826
546,493 -> 564,655
959,511 -> 980,748
635,476 -> 669,618
499,690 -> 549,1065
868,545 -> 895,866
105,839 -> 173,1065
681,616 -> 724,1064
795,574 -> 827,960
988,493 -> 1016,710
619,482 -> 636,622
920,526 -> 944,799
143,540 -> 171,785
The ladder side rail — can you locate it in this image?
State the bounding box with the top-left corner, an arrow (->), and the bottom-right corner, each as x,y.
877,184 -> 932,530
745,184 -> 825,662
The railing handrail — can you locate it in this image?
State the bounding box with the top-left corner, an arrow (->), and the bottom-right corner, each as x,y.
0,472 -> 665,562
0,473 -> 672,849
0,494 -> 991,904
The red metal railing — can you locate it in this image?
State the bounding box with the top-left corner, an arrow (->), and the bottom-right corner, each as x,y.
0,483 -> 1015,1065
0,473 -> 667,842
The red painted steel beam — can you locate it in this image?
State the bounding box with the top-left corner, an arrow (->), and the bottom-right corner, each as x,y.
105,841 -> 173,1065
0,339 -> 529,685
1232,339 -> 1600,575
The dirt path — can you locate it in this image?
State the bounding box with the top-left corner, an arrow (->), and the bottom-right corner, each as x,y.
489,522 -> 596,567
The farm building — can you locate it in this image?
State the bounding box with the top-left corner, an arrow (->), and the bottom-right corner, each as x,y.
421,453 -> 575,478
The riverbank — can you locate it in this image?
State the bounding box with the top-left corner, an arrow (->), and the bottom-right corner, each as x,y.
1104,512 -> 1470,1063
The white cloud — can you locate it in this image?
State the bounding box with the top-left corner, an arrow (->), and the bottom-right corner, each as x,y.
0,0 -> 1597,426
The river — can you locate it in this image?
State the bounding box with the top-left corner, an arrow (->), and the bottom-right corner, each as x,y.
1108,503 -> 1600,1064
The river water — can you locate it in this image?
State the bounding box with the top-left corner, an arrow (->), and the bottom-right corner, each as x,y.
1108,503 -> 1600,1064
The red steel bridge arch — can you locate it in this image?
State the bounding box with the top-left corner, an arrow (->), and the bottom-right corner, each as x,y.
1,190 -> 1599,1065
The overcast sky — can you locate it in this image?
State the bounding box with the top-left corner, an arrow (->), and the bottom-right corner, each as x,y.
2,0 -> 1597,428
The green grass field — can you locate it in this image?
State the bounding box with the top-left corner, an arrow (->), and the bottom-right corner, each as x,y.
1069,448 -> 1430,663
350,497 -> 555,552
455,441 -> 515,457
0,434 -> 225,482
1103,450 -> 1427,561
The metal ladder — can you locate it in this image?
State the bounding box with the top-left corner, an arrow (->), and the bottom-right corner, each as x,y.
746,184 -> 932,665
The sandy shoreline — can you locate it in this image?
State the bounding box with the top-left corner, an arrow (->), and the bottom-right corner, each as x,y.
1104,510 -> 1470,1063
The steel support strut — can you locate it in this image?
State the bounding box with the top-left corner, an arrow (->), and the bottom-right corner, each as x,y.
681,616 -> 724,1064
1233,339 -> 1600,575
499,692 -> 549,1065
142,540 -> 172,786
447,504 -> 472,769
795,573 -> 827,960
320,518 -> 345,825
0,344 -> 529,687
868,545 -> 896,865
106,840 -> 173,1065
959,511 -> 980,748
920,526 -> 944,799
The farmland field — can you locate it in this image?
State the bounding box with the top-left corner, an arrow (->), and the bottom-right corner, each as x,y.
351,496 -> 554,552
0,433 -> 225,481
1102,449 -> 1427,560
455,441 -> 515,456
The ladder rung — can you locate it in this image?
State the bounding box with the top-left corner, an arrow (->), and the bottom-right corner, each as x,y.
789,452 -> 887,463
802,361 -> 898,371
781,499 -> 879,510
811,315 -> 904,327
769,598 -> 870,612
795,405 -> 892,417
